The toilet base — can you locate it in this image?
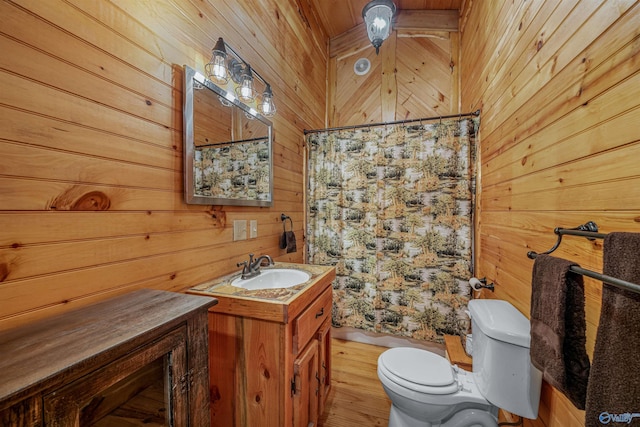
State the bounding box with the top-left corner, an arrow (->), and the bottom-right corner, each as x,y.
389,404 -> 431,427
388,404 -> 499,427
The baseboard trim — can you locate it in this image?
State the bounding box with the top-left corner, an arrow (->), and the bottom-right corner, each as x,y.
331,326 -> 445,356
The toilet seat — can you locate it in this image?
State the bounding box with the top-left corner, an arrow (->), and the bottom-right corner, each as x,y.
378,347 -> 461,395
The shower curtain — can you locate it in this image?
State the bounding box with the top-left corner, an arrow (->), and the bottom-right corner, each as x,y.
306,117 -> 479,343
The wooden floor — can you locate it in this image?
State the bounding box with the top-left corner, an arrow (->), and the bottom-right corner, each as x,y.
319,338 -> 391,427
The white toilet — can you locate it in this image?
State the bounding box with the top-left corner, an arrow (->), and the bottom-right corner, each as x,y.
377,299 -> 542,427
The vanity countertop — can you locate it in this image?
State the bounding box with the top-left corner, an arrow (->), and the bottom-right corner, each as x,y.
187,263 -> 335,323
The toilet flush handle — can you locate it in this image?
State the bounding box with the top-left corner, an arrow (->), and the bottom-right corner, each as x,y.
453,367 -> 473,393
452,366 -> 464,392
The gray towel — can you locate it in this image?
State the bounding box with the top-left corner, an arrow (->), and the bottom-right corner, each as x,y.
530,254 -> 590,409
585,233 -> 640,426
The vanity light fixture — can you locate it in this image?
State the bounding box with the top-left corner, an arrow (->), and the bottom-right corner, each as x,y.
204,37 -> 276,116
362,0 -> 396,54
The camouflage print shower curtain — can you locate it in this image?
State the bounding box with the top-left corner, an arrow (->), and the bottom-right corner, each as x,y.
306,117 -> 479,343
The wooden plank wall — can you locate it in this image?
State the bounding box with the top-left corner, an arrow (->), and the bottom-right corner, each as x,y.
0,0 -> 327,329
460,1 -> 640,426
327,13 -> 459,127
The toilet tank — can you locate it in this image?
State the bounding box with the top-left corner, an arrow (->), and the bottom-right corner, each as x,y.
468,299 -> 542,419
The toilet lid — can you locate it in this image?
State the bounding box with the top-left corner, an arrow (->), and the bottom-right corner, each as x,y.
379,347 -> 455,388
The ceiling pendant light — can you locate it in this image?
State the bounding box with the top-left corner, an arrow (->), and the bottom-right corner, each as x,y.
362,0 -> 396,54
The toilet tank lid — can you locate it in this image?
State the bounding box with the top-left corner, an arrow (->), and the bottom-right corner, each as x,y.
468,300 -> 531,348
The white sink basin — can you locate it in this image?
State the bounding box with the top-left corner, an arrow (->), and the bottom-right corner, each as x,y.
231,269 -> 311,290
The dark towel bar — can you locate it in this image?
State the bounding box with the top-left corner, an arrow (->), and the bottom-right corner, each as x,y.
527,221 -> 640,295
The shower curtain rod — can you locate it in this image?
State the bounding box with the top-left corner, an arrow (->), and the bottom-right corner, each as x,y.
303,110 -> 481,135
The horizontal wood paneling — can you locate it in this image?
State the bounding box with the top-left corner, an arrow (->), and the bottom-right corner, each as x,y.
395,10 -> 458,32
0,107 -> 177,169
0,0 -> 325,327
0,70 -> 175,149
461,1 -> 640,426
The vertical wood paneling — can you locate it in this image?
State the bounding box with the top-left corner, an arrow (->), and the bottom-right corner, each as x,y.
461,1 -> 640,426
329,29 -> 457,126
381,33 -> 398,122
0,0 -> 326,328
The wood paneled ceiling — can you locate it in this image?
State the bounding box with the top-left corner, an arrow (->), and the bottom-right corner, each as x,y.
310,0 -> 462,39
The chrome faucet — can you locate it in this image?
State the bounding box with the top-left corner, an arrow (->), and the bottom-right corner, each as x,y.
237,253 -> 274,279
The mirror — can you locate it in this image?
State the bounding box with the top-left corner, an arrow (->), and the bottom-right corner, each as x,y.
183,65 -> 273,206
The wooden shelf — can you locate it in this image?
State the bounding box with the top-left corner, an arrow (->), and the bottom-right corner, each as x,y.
444,334 -> 472,372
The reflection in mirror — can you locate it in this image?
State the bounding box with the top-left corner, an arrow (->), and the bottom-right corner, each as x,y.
183,65 -> 273,206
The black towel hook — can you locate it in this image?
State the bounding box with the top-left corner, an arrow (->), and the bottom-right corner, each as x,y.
281,213 -> 293,232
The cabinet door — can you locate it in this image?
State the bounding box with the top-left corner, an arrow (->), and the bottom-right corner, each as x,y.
44,327 -> 188,427
292,339 -> 319,427
316,319 -> 331,416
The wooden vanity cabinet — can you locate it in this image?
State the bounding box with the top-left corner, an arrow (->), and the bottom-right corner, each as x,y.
0,289 -> 217,427
205,268 -> 335,427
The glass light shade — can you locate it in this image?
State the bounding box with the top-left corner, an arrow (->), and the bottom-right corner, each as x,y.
205,38 -> 229,84
258,84 -> 276,117
209,55 -> 227,81
362,0 -> 396,54
235,65 -> 256,102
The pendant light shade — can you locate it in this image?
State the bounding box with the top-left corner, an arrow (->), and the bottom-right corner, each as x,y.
205,37 -> 229,84
258,84 -> 276,117
235,64 -> 256,102
362,0 -> 396,54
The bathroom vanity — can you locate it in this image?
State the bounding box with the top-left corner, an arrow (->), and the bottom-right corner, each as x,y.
0,289 -> 217,426
188,263 -> 335,427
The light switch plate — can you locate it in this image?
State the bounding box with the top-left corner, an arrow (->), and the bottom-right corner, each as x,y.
233,220 -> 247,241
250,220 -> 258,238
